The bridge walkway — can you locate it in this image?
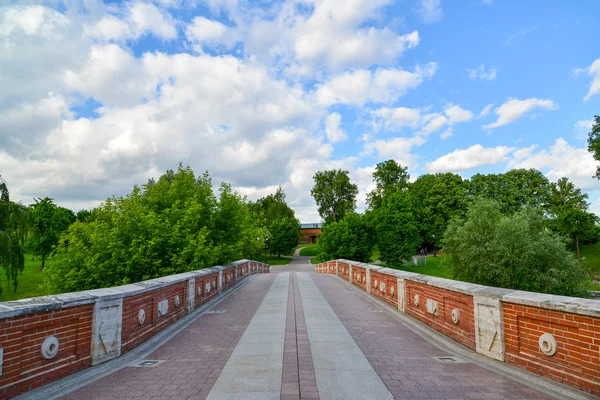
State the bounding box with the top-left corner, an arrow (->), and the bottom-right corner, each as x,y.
50,257 -> 567,399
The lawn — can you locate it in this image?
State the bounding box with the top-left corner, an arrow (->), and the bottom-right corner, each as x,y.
299,246 -> 319,257
0,254 -> 45,302
266,256 -> 293,266
581,243 -> 600,276
388,256 -> 453,279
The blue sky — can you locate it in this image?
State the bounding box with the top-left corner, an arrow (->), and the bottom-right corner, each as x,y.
0,0 -> 599,222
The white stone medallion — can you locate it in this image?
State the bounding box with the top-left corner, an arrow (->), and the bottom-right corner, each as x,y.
539,333 -> 557,356
414,294 -> 420,307
158,299 -> 169,316
205,282 -> 211,293
451,308 -> 460,324
175,295 -> 181,307
138,309 -> 146,325
41,336 -> 59,359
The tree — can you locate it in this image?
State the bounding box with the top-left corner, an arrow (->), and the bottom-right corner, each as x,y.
468,169 -> 551,214
547,177 -> 598,258
587,115 -> 600,179
443,199 -> 589,297
317,213 -> 375,263
28,198 -> 73,271
367,160 -> 410,210
0,177 -> 27,293
311,169 -> 358,223
268,217 -> 301,258
376,190 -> 420,266
409,173 -> 467,250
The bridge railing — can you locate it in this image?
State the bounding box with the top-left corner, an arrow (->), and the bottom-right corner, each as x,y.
316,259 -> 600,397
0,260 -> 270,399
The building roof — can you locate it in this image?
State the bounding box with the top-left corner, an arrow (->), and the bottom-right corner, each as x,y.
300,223 -> 322,229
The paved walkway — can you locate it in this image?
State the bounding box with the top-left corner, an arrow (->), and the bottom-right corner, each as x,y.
54,257 -> 575,400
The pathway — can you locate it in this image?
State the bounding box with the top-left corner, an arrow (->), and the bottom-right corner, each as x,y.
38,257 -> 586,400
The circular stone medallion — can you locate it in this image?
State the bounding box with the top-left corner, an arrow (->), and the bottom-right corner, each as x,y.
138,309 -> 146,325
539,333 -> 558,356
41,336 -> 59,359
451,308 -> 460,324
175,295 -> 181,307
414,294 -> 420,307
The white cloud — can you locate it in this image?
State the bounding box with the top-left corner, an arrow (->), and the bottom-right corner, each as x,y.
478,103 -> 493,117
325,113 -> 347,143
426,144 -> 515,172
575,119 -> 594,140
578,58 -> 600,102
467,64 -> 497,81
444,104 -> 474,124
440,127 -> 453,139
185,16 -> 236,49
85,15 -> 132,41
509,138 -> 600,190
421,113 -> 448,135
315,62 -> 437,106
415,0 -> 443,24
483,98 -> 558,129
128,2 -> 177,40
364,136 -> 425,161
372,107 -> 422,130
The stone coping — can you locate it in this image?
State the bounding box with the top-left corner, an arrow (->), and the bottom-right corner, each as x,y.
329,259 -> 600,318
0,259 -> 268,319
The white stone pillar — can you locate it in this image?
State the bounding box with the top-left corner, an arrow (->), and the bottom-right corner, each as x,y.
91,298 -> 123,365
366,268 -> 371,293
218,270 -> 223,293
187,278 -> 195,313
473,295 -> 505,361
348,264 -> 352,282
335,260 -> 339,275
397,277 -> 405,311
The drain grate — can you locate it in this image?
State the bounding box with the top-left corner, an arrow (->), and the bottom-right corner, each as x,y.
206,310 -> 226,314
433,356 -> 468,364
131,360 -> 165,367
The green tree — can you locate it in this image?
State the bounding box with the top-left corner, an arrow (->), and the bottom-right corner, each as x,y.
311,169 -> 358,223
317,213 -> 375,263
0,177 -> 27,293
376,190 -> 420,266
409,173 -> 467,251
443,199 -> 589,297
468,169 -> 551,214
587,115 -> 600,179
547,177 -> 598,258
28,198 -> 73,271
367,160 -> 410,210
268,217 -> 301,258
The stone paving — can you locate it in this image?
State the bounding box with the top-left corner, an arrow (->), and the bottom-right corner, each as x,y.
55,257 -> 571,400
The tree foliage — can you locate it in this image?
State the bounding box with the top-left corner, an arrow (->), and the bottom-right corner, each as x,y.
443,199 -> 589,297
367,160 -> 410,210
409,172 -> 467,249
43,165 -> 265,294
376,190 -> 420,266
311,169 -> 358,223
587,115 -> 600,179
0,177 -> 27,293
317,213 -> 375,263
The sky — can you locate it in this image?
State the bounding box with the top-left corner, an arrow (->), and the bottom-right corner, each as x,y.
1,0 -> 599,223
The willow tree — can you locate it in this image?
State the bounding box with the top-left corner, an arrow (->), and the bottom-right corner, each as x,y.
0,177 -> 27,293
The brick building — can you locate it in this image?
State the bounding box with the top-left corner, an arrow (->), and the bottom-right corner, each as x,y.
299,223 -> 322,244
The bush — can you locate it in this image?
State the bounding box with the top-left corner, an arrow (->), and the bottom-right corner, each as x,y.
317,213 -> 375,263
443,199 -> 590,297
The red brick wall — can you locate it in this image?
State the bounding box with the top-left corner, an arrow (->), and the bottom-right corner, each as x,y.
337,262 -> 349,279
250,261 -> 257,274
504,303 -> 600,396
350,266 -> 367,291
0,305 -> 93,399
221,268 -> 235,291
327,261 -> 336,274
370,271 -> 398,307
121,282 -> 188,354
405,280 -> 475,350
238,262 -> 249,280
195,272 -> 219,307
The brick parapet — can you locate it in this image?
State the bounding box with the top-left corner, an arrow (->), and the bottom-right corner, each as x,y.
315,258 -> 600,397
0,260 -> 270,398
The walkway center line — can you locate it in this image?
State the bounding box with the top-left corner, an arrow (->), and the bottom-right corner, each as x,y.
296,272 -> 393,400
207,272 -> 289,400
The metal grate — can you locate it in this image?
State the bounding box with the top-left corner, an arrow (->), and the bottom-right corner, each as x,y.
206,310 -> 226,314
130,360 -> 165,367
432,356 -> 468,364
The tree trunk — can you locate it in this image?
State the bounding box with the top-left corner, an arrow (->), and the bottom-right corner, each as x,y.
40,254 -> 45,271
576,233 -> 580,260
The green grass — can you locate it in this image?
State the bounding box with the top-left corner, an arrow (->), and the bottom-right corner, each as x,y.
299,246 -> 319,257
0,254 -> 45,302
388,255 -> 453,279
581,243 -> 600,276
266,256 -> 293,266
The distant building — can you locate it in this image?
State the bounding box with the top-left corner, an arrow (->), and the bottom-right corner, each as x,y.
299,223 -> 323,244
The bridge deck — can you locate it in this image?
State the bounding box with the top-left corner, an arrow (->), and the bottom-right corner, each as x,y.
52,258 -> 565,399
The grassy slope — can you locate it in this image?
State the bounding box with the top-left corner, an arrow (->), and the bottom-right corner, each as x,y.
0,254 -> 45,302
267,256 -> 293,266
299,246 -> 319,257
